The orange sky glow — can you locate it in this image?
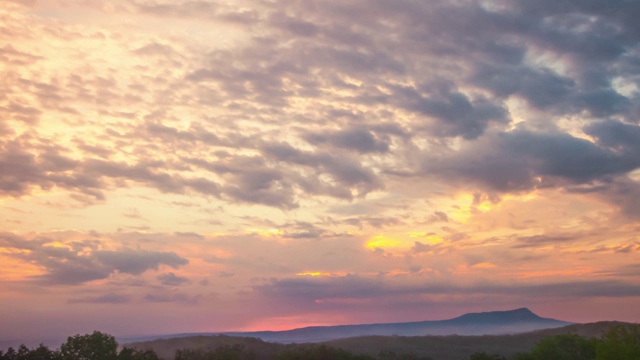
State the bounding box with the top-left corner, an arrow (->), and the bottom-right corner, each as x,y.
1,0 -> 640,346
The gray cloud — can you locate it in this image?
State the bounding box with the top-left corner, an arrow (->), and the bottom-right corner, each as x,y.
303,127 -> 390,154
512,234 -> 581,249
255,276 -> 640,308
428,128 -> 640,194
585,120 -> 640,155
94,249 -> 188,276
0,233 -> 188,285
143,292 -> 199,304
158,272 -> 191,286
3,0 -> 640,212
68,294 -> 132,304
392,85 -> 510,139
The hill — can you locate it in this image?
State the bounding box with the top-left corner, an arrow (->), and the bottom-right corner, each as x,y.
126,321 -> 637,360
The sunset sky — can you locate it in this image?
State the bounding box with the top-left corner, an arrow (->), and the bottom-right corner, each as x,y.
2,0 -> 640,346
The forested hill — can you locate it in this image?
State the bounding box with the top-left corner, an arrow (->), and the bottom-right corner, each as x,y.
125,321 -> 638,360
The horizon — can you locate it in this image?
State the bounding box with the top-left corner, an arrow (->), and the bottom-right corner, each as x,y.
2,0 -> 640,347
0,306 -> 578,349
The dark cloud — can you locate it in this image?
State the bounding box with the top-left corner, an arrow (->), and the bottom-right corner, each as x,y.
392,85 -> 510,139
143,292 -> 199,304
512,234 -> 580,249
428,129 -> 640,193
158,272 -> 191,286
0,232 -> 48,250
255,276 -> 640,309
260,142 -> 382,199
585,120 -> 640,155
412,241 -> 436,254
303,127 -> 390,154
596,177 -> 640,219
269,13 -> 318,37
425,211 -> 449,224
276,221 -> 346,240
0,233 -> 188,285
94,249 -> 188,276
68,294 -> 132,304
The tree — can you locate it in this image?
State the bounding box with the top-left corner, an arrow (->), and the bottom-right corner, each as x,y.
596,324 -> 640,360
117,348 -> 159,360
469,352 -> 506,360
23,344 -> 60,360
60,331 -> 118,360
0,344 -> 59,360
515,334 -> 597,360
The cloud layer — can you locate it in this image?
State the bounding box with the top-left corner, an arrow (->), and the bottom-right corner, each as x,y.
1,0 -> 639,342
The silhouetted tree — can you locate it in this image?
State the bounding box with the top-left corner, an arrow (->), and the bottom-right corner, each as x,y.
117,347 -> 159,360
469,352 -> 506,360
515,334 -> 597,360
175,344 -> 256,360
60,331 -> 118,360
0,344 -> 59,360
275,344 -> 374,360
596,324 -> 640,360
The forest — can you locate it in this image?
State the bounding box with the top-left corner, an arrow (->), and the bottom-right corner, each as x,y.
1,324 -> 638,360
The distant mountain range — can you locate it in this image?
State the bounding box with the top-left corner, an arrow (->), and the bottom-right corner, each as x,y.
126,321 -> 634,360
122,307 -> 571,344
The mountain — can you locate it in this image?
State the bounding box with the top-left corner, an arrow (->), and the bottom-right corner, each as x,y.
122,308 -> 571,344
225,308 -> 570,343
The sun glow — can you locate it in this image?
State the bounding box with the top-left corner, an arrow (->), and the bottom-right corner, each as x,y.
366,234 -> 403,250
408,232 -> 444,245
296,271 -> 348,277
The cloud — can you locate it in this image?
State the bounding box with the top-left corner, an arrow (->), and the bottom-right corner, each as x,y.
303,127 -> 391,154
512,234 -> 581,249
255,275 -> 640,309
2,0 -> 639,212
158,272 -> 191,286
427,128 -> 640,194
143,292 -> 199,304
391,85 -> 510,139
94,249 -> 188,276
68,294 -> 132,304
585,120 -> 640,155
0,233 -> 188,285
260,142 -> 382,200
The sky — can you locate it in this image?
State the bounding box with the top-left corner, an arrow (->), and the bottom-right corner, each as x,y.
1,0 -> 640,346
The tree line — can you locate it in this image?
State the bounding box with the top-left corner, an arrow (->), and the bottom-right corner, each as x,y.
471,324 -> 640,360
2,324 -> 638,360
0,332 -> 158,360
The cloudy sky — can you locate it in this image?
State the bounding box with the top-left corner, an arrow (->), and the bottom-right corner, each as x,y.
2,0 -> 640,344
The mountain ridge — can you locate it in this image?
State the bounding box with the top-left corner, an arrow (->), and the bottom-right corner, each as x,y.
121,308 -> 571,344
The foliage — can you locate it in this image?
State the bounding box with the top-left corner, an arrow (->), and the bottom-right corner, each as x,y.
60,332 -> 119,360
0,344 -> 61,360
273,344 -> 373,360
468,352 -> 505,360
595,324 -> 640,360
117,347 -> 160,360
175,344 -> 256,360
378,350 -> 433,360
0,332 -> 158,360
3,325 -> 640,360
514,334 -> 597,360
514,325 -> 640,360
